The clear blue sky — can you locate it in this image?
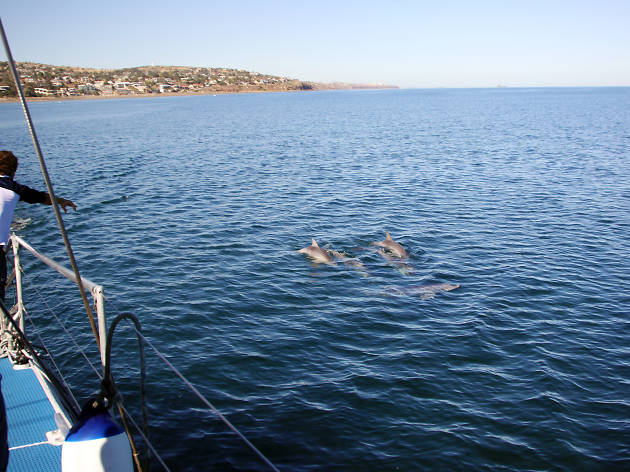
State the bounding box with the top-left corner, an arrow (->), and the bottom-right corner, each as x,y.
2,0 -> 629,88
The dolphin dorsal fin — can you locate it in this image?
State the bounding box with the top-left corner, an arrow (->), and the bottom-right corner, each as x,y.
385,232 -> 393,240
312,238 -> 318,247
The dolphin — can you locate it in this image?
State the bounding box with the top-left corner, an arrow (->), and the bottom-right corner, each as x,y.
377,248 -> 415,275
297,238 -> 336,265
411,283 -> 460,299
328,250 -> 369,276
386,283 -> 460,299
371,232 -> 408,258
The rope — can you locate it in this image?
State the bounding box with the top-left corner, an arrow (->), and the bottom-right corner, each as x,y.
9,441 -> 50,451
0,298 -> 79,421
101,313 -> 148,472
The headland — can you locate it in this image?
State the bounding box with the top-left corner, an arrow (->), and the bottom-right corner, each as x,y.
0,62 -> 397,101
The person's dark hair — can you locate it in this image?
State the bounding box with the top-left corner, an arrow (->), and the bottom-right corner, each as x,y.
0,151 -> 18,177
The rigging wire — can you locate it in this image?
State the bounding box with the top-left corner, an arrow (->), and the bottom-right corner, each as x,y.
0,16 -> 101,352
8,224 -> 282,470
17,265 -> 171,470
139,328 -> 281,472
25,275 -> 103,380
104,295 -> 281,472
22,307 -> 81,412
117,402 -> 171,472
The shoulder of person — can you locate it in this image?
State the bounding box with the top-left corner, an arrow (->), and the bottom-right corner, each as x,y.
0,176 -> 18,191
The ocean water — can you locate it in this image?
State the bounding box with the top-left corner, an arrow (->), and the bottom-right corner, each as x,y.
1,87 -> 629,471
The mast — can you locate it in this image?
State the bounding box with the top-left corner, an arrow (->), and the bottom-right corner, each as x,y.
0,17 -> 101,353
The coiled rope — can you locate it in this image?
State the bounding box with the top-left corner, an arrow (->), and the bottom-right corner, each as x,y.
0,298 -> 79,421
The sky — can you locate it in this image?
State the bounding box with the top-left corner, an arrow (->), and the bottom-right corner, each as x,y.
2,0 -> 629,88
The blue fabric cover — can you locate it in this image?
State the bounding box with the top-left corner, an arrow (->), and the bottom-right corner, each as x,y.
65,409 -> 123,442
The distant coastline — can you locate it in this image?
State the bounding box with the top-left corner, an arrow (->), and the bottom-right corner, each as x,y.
0,85 -> 398,103
0,61 -> 397,102
0,89 -> 387,103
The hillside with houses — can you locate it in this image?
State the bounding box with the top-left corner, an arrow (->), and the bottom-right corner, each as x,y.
0,62 -> 396,98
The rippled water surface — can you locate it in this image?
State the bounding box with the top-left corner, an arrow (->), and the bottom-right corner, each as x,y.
1,88 -> 630,471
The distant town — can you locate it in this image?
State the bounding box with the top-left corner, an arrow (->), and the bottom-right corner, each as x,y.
0,62 -> 396,99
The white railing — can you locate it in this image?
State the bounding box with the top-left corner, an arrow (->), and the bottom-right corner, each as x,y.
8,233 -> 108,368
4,236 -> 279,472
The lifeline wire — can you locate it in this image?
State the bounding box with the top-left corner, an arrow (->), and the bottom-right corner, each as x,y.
23,309 -> 81,412
103,296 -> 282,471
135,327 -> 281,472
0,17 -> 101,351
22,271 -> 170,470
26,276 -> 103,380
117,402 -> 171,472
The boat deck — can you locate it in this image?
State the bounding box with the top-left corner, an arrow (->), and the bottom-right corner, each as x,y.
0,357 -> 61,472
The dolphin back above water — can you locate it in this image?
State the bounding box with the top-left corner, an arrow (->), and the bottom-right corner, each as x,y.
372,231 -> 408,258
297,238 -> 336,265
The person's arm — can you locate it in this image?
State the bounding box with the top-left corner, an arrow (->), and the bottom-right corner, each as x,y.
42,194 -> 77,212
13,182 -> 76,212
